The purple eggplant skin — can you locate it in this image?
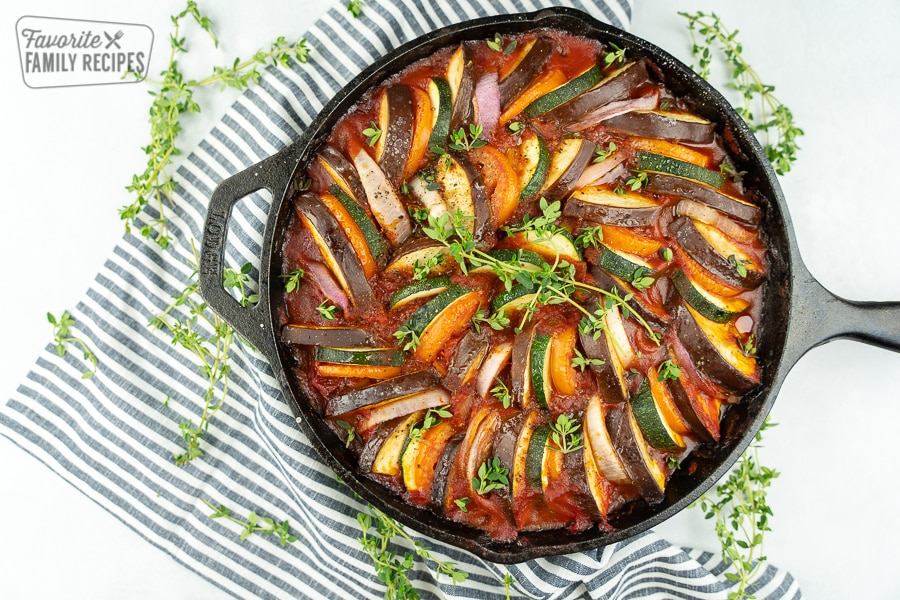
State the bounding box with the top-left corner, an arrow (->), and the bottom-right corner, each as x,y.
431,433 -> 465,514
547,60 -> 651,124
672,305 -> 758,392
453,153 -> 493,242
449,45 -> 476,131
317,144 -> 367,205
379,85 -> 415,187
563,197 -> 660,228
604,403 -> 664,504
669,216 -> 765,289
646,173 -> 762,225
543,139 -> 597,201
589,266 -> 670,330
577,297 -> 628,404
498,36 -> 555,109
664,365 -> 718,443
358,417 -> 403,472
326,370 -> 441,417
443,328 -> 490,391
281,324 -> 370,347
602,110 -> 715,144
293,193 -> 377,312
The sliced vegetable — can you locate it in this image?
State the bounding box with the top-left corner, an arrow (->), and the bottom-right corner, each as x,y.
281,324 -> 369,347
647,364 -> 692,437
670,216 -> 765,289
507,228 -> 582,263
510,320 -> 538,407
388,276 -> 452,310
596,243 -> 654,283
326,369 -> 440,416
319,186 -> 387,277
498,36 -> 554,109
601,225 -> 662,258
475,341 -> 513,397
447,44 -> 476,130
491,283 -> 538,315
351,145 -> 412,245
431,433 -> 464,513
358,417 -> 400,472
637,151 -> 725,189
512,410 -> 542,497
314,346 -> 405,366
404,87 -> 435,180
604,110 -> 715,144
524,424 -> 551,487
675,199 -> 757,243
358,388 -> 452,432
427,77 -> 453,152
317,144 -> 366,203
371,412 -> 422,476
376,85 -> 415,185
443,329 -> 489,391
407,174 -> 448,220
566,91 -> 659,133
467,145 -> 520,227
674,304 -> 759,392
583,394 -> 631,485
305,261 -> 350,313
604,402 -> 666,504
671,269 -> 748,323
582,425 -> 613,518
577,299 -> 629,404
473,73 -> 501,138
511,129 -> 550,200
589,266 -> 670,330
383,237 -> 452,276
317,363 -> 401,379
529,333 -> 554,409
401,419 -> 457,494
646,172 -> 762,225
523,64 -> 603,118
629,137 -> 711,168
547,60 -> 650,124
458,406 -> 502,494
564,186 -> 660,227
470,249 -> 546,275
294,193 -> 376,311
664,342 -> 720,442
575,154 -> 626,189
549,325 -> 579,395
435,153 -> 491,241
402,285 -> 483,362
499,69 -> 567,124
629,377 -> 684,450
540,138 -> 597,201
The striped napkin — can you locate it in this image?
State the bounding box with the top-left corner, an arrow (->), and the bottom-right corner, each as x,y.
2,0 -> 801,598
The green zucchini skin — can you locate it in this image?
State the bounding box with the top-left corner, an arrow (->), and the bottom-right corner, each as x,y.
629,378 -> 680,450
524,424 -> 551,487
329,184 -> 389,262
519,132 -> 550,199
524,64 -> 603,118
314,346 -> 405,367
428,77 -> 453,152
388,277 -> 452,310
637,151 -> 726,189
529,334 -> 553,409
402,284 -> 473,337
671,269 -> 738,323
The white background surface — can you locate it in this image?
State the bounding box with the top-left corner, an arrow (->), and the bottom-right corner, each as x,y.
3,0 -> 899,598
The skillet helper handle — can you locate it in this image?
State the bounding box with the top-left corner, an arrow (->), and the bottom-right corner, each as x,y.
199,146 -> 299,359
786,267 -> 900,365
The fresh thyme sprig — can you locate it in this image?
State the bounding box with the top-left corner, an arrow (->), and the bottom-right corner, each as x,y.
491,377 -> 512,409
120,1 -> 310,249
150,241 -> 254,466
695,419 -> 780,600
548,413 -> 584,454
472,457 -> 509,495
47,311 -> 98,379
357,504 -> 467,599
201,498 -> 297,546
680,11 -> 803,175
415,205 -> 658,342
282,268 -> 305,293
447,124 -> 487,152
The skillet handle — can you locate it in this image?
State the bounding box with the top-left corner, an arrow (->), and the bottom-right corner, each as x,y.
199,145 -> 301,360
784,264 -> 900,367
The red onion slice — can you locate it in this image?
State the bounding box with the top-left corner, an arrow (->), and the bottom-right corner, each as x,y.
675,199 -> 757,243
306,261 -> 350,313
566,90 -> 660,133
473,72 -> 501,139
575,154 -> 626,189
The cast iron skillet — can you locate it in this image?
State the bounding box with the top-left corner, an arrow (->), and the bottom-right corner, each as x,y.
198,7 -> 900,563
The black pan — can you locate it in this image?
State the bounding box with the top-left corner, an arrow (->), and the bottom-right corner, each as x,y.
198,7 -> 900,563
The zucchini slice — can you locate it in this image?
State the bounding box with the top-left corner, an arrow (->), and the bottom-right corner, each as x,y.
383,238 -> 452,276
512,410 -> 543,498
401,284 -> 483,362
317,363 -> 401,379
371,412 -> 423,476
524,64 -> 603,118
427,77 -> 453,152
529,333 -> 554,409
388,277 -> 452,310
314,346 -> 405,367
637,151 -> 725,189
329,185 -> 389,262
507,228 -> 582,264
629,377 -> 685,450
596,243 -> 654,283
491,283 -> 538,315
469,249 -> 546,275
671,269 -> 748,323
516,129 -> 550,199
605,402 -> 667,504
524,424 -> 551,488
564,187 -> 661,228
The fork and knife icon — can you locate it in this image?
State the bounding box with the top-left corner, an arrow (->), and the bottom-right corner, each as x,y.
103,30 -> 124,49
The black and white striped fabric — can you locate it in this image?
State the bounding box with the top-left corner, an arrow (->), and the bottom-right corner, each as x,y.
2,0 -> 801,598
